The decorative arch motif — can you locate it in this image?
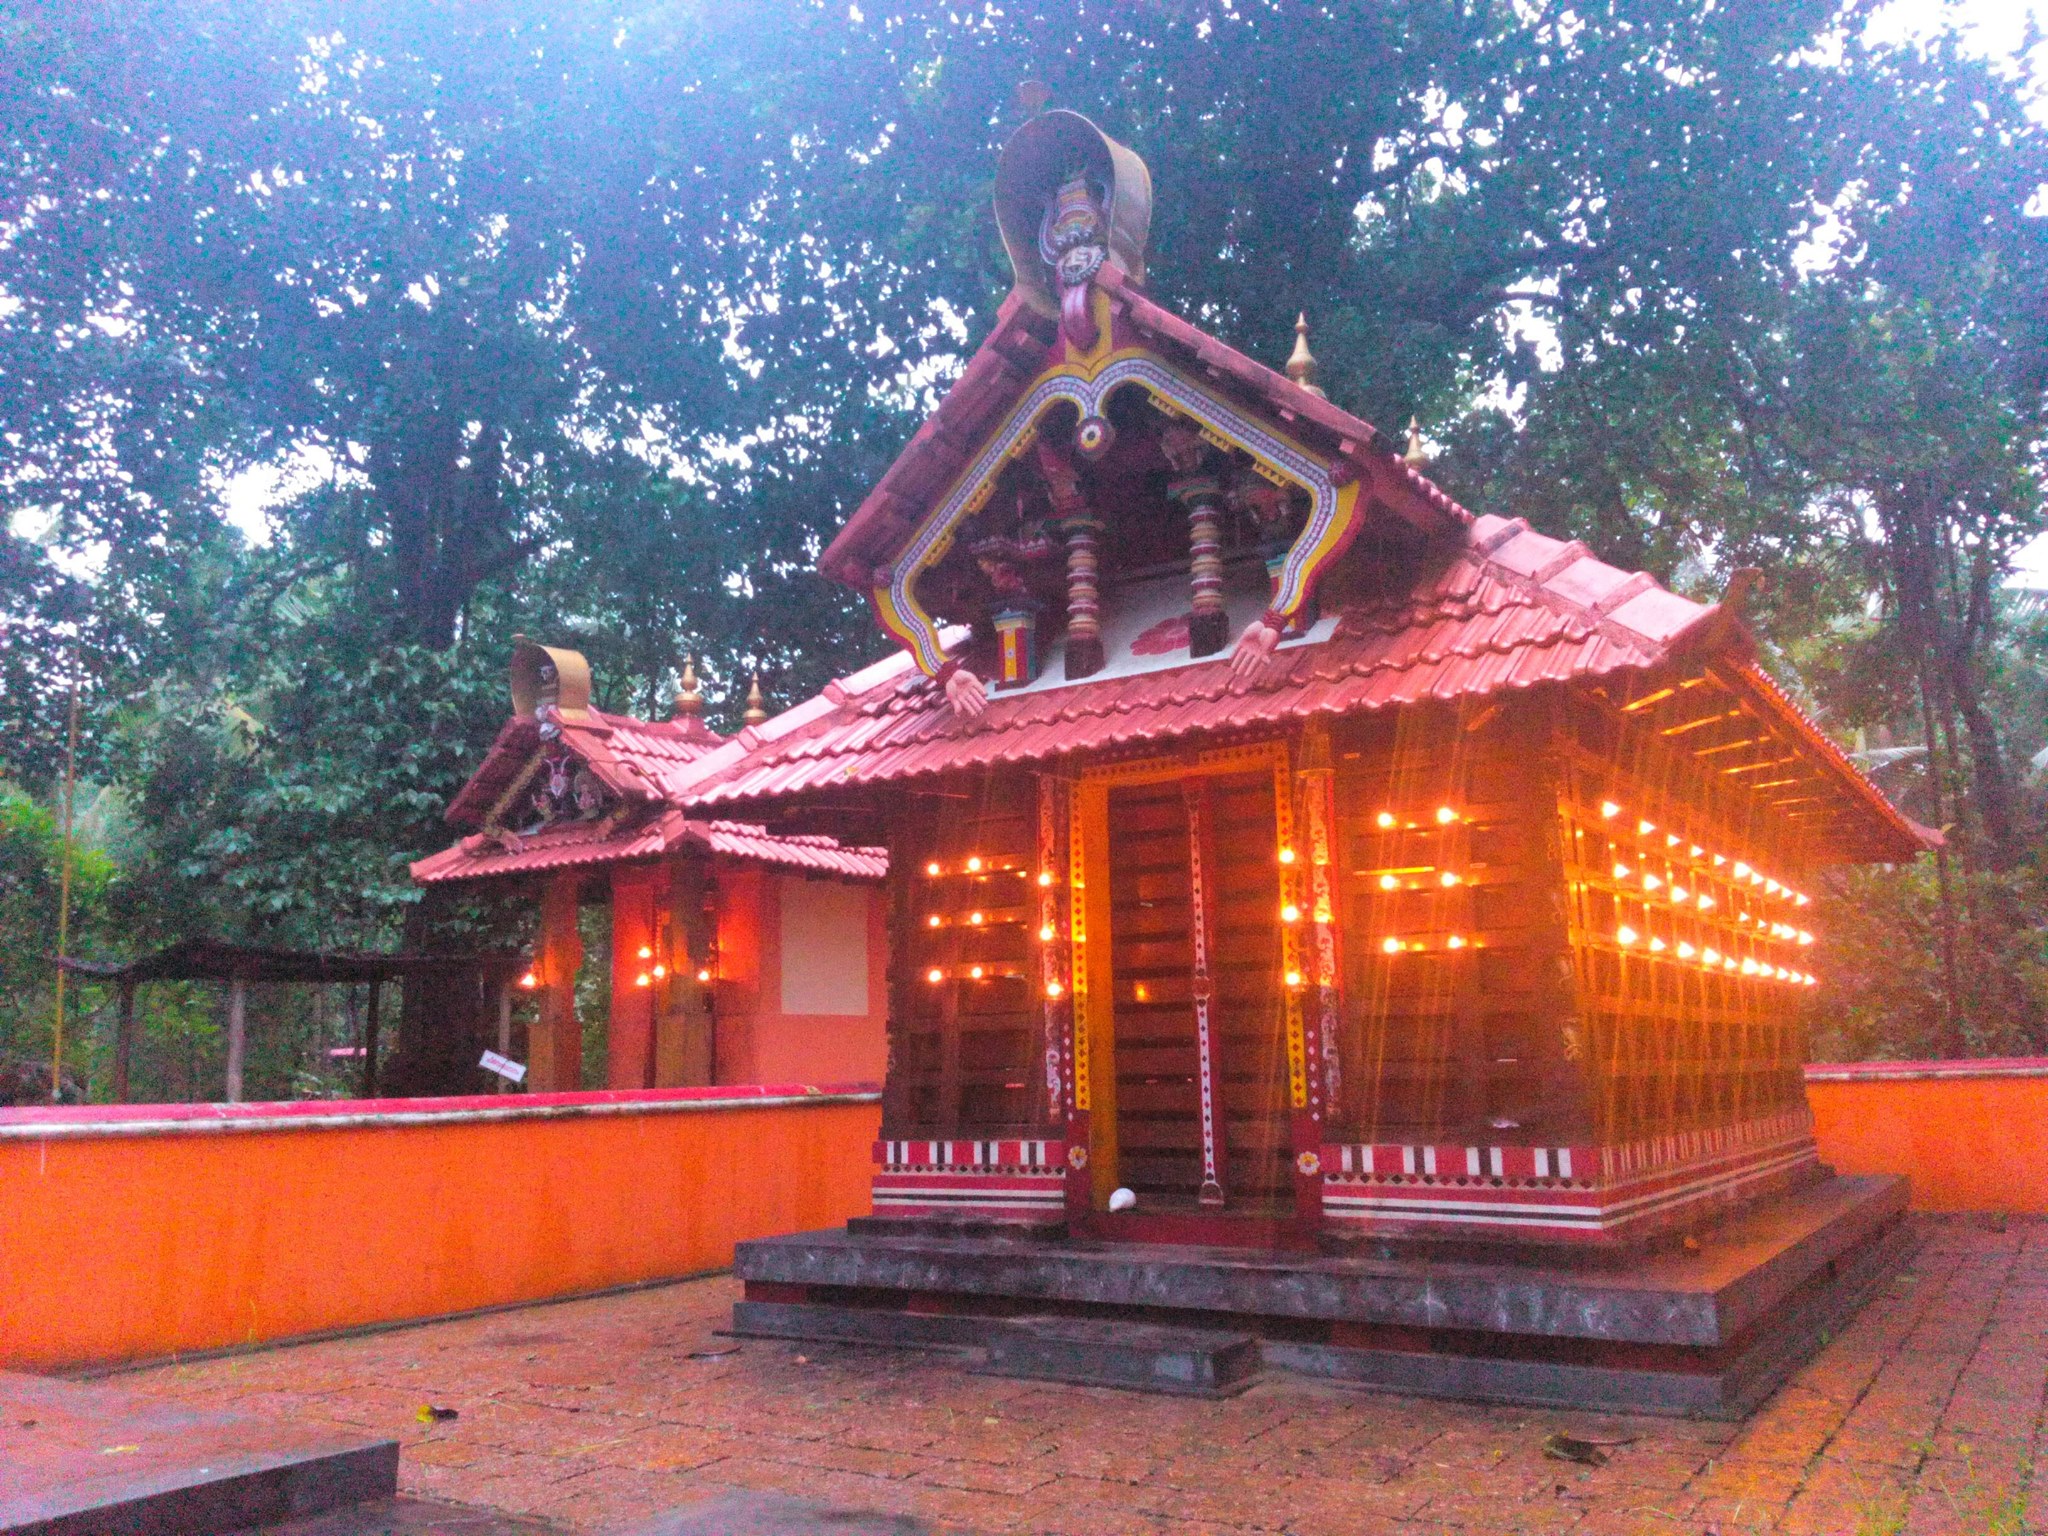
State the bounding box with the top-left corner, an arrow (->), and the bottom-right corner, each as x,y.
871,350 -> 1366,676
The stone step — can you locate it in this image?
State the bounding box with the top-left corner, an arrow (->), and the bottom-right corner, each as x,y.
0,1370 -> 397,1536
262,1496 -> 566,1534
974,1316 -> 1262,1397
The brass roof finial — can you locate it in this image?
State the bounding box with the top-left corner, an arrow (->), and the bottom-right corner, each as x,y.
674,656 -> 703,718
744,676 -> 768,728
1404,416 -> 1428,468
1285,313 -> 1325,398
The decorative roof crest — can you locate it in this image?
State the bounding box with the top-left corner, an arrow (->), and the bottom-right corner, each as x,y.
994,110 -> 1152,326
1286,313 -> 1325,398
509,635 -> 593,729
674,656 -> 703,718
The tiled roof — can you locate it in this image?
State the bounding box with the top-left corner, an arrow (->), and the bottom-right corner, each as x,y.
443,710 -> 728,828
678,514 -> 1934,863
417,706 -> 886,886
684,515 -> 1709,802
797,258 -> 1930,866
410,811 -> 886,885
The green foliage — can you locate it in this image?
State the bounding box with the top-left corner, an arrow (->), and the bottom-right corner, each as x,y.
0,783 -> 112,1065
0,0 -> 2041,1092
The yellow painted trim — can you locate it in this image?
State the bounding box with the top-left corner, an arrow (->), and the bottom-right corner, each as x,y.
1274,752 -> 1309,1109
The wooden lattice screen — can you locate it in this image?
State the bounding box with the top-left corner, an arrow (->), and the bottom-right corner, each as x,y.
883,771 -> 1048,1136
1327,699 -> 1582,1147
1557,688 -> 1818,1146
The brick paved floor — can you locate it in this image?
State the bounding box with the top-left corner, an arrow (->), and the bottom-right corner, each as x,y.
105,1216 -> 2047,1535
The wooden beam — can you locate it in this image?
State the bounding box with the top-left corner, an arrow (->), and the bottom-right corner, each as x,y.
1691,733 -> 1772,759
494,980 -> 512,1094
1660,707 -> 1745,739
1620,676 -> 1712,714
1722,755 -> 1802,778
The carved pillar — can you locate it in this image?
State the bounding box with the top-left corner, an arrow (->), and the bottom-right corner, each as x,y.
608,864 -> 659,1089
1184,780 -> 1227,1206
1179,475 -> 1230,657
1163,426 -> 1230,658
530,871 -> 584,1092
1060,516 -> 1105,679
1037,439 -> 1105,680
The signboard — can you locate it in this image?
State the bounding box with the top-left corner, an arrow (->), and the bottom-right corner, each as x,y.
479,1049 -> 527,1084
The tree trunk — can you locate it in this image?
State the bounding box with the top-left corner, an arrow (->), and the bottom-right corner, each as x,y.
1946,541 -> 2022,869
379,885 -> 486,1095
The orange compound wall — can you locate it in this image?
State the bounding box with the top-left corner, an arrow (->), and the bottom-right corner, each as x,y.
1805,1059 -> 2048,1214
0,1085 -> 878,1373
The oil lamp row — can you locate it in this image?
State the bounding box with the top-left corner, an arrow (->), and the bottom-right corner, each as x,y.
1589,799 -> 1812,907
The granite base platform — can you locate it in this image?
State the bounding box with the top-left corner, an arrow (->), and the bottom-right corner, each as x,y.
732,1172 -> 1911,1418
0,1369 -> 398,1536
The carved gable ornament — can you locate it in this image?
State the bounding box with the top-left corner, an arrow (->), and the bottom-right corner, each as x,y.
994,110 -> 1152,337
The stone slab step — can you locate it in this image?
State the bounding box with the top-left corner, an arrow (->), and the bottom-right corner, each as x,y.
260,1497 -> 566,1534
730,1182 -> 1919,1416
974,1316 -> 1262,1397
0,1370 -> 397,1536
737,1174 -> 1910,1349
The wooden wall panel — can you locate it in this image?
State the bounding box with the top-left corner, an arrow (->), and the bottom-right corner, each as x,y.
883,771 -> 1047,1137
1326,700 -> 1587,1146
1555,689 -> 1818,1145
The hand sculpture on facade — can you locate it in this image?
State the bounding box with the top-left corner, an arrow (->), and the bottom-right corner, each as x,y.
1229,619 -> 1282,682
944,665 -> 989,721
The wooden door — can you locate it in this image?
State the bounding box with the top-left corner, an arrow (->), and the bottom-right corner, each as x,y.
1103,769 -> 1288,1211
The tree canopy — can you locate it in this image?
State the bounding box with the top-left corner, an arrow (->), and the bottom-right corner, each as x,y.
2,0 -> 2043,1096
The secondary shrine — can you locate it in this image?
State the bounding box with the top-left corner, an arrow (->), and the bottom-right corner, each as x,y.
411,639 -> 888,1091
674,111 -> 1932,1410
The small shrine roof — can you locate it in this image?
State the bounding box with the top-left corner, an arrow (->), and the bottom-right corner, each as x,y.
416,702 -> 886,887
443,709 -> 727,828
410,810 -> 886,885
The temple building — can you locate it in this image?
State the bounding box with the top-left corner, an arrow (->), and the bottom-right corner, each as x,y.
670,111 -> 1930,1409
411,639 -> 888,1092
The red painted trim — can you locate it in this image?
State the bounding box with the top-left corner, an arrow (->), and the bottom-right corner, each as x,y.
0,1082 -> 885,1130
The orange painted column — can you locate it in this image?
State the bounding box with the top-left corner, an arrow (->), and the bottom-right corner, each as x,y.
530,872 -> 584,1091
609,864 -> 659,1088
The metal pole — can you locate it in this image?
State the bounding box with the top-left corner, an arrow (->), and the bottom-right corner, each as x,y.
51,655 -> 81,1101
113,980 -> 135,1103
224,977 -> 247,1103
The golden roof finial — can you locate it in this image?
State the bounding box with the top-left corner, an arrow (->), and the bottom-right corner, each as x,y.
674,656 -> 702,718
744,676 -> 768,728
1404,416 -> 1428,468
1285,313 -> 1325,398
